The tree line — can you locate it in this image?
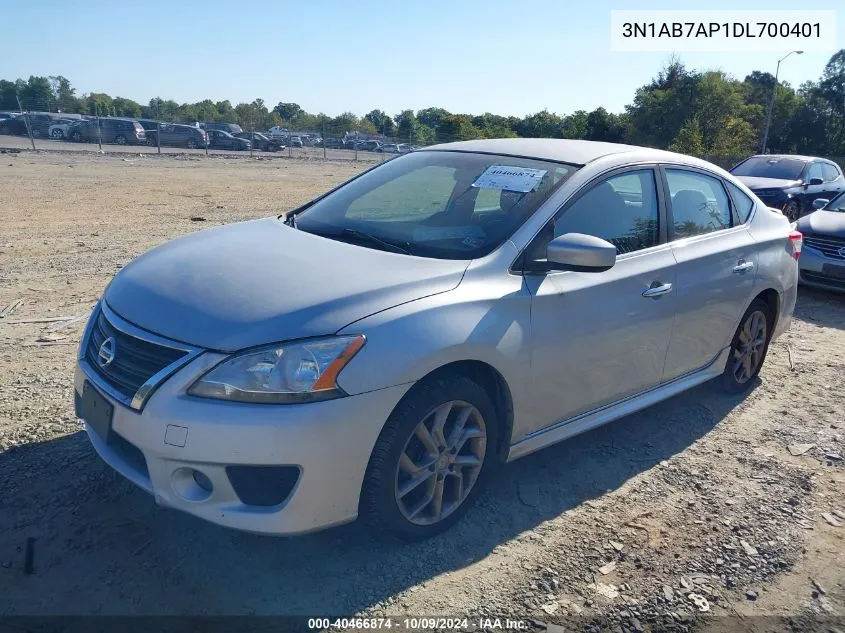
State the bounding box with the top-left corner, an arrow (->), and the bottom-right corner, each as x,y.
1,49 -> 843,156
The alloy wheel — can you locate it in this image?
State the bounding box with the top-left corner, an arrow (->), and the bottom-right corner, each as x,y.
732,309 -> 768,384
51,129 -> 63,139
394,400 -> 487,526
115,135 -> 127,145
784,201 -> 801,222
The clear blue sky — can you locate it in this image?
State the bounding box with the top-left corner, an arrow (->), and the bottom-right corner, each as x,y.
2,0 -> 842,117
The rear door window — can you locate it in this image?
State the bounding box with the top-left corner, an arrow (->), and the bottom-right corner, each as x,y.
725,181 -> 755,223
821,163 -> 841,182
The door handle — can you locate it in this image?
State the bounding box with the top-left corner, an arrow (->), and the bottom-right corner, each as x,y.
732,261 -> 755,274
642,283 -> 673,298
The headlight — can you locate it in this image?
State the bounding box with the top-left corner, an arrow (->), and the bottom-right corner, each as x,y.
187,335 -> 365,404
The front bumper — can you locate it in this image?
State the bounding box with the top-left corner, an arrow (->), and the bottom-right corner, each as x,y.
799,244 -> 845,293
751,190 -> 791,210
75,353 -> 411,535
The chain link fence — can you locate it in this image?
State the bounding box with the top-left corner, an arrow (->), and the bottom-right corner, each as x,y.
0,94 -> 437,163
1,94 -> 843,174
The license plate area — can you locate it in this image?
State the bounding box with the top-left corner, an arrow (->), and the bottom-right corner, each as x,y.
81,381 -> 114,442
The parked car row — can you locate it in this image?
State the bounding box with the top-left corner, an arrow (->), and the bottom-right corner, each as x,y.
730,154 -> 845,222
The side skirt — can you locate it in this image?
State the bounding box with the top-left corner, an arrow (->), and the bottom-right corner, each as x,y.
506,346 -> 731,463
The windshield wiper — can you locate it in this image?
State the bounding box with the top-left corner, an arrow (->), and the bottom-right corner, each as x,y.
341,229 -> 412,255
284,212 -> 298,228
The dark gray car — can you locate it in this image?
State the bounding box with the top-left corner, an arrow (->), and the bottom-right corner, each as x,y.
147,124 -> 208,149
731,155 -> 845,222
69,118 -> 146,145
206,129 -> 250,151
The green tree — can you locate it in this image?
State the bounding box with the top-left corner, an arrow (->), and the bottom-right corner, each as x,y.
669,117 -> 704,155
19,76 -> 55,111
515,109 -> 563,137
0,80 -> 18,110
364,109 -> 395,136
586,107 -> 627,142
49,75 -> 79,113
818,49 -> 845,152
561,110 -> 589,139
416,107 -> 450,130
273,102 -> 303,121
112,97 -> 142,118
436,114 -> 481,142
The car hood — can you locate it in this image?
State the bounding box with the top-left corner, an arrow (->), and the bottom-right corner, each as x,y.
104,218 -> 469,352
796,210 -> 845,238
734,176 -> 801,190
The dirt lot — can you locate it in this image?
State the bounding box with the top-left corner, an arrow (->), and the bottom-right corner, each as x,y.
0,152 -> 843,630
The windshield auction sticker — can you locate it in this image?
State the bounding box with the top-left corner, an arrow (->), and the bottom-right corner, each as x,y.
610,10 -> 836,52
472,166 -> 547,193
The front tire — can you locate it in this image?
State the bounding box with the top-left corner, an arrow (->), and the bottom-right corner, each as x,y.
115,135 -> 127,145
721,299 -> 772,393
51,129 -> 64,139
361,374 -> 499,541
784,200 -> 801,222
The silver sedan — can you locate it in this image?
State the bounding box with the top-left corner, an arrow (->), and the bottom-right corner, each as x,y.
75,139 -> 800,540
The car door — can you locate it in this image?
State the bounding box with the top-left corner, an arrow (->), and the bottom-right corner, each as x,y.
661,166 -> 758,381
801,162 -> 827,208
821,162 -> 845,202
524,166 -> 678,428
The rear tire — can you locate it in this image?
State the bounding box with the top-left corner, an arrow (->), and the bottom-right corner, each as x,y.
187,139 -> 197,149
721,299 -> 772,393
360,373 -> 499,541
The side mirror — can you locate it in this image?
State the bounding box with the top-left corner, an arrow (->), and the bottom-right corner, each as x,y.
812,198 -> 829,210
545,233 -> 616,272
808,177 -> 824,186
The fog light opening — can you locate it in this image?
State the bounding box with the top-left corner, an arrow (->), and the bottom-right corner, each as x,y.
192,470 -> 213,492
171,467 -> 213,502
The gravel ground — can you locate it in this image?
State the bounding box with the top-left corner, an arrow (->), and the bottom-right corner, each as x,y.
0,151 -> 843,630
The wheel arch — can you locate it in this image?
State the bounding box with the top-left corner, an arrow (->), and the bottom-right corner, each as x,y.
755,287 -> 780,327
384,359 -> 515,462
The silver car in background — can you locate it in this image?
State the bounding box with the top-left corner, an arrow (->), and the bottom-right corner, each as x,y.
75,139 -> 800,540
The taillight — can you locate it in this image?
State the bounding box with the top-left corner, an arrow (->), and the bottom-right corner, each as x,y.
788,230 -> 803,261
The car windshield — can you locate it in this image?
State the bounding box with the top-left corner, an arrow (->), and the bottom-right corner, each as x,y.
825,192 -> 845,212
295,150 -> 577,259
731,157 -> 806,180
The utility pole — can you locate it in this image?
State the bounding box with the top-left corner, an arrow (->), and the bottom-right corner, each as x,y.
761,50 -> 803,154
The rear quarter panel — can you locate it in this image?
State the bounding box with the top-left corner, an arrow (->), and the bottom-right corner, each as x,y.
746,205 -> 799,339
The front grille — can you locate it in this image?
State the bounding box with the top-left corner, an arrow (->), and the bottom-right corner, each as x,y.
803,235 -> 845,260
84,308 -> 188,403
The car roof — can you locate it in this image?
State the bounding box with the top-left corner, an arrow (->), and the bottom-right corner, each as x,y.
742,154 -> 820,163
419,138 -> 691,166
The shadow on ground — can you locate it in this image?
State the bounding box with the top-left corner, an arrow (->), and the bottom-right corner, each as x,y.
0,377 -> 751,616
794,287 -> 845,330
